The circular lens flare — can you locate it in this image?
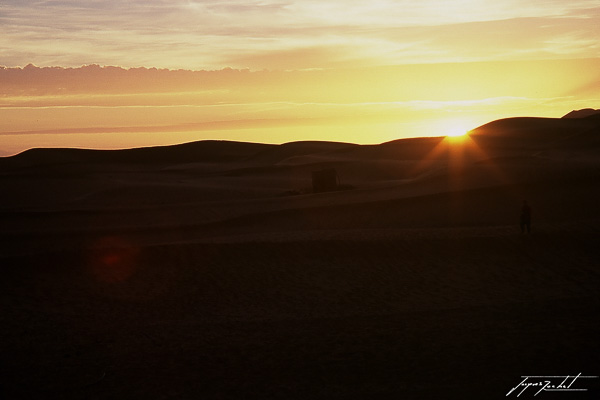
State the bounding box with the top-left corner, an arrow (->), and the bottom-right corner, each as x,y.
88,236 -> 140,283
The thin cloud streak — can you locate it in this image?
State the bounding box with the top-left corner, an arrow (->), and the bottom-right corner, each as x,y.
1,1 -> 599,68
1,95 -> 593,139
0,117 -> 338,136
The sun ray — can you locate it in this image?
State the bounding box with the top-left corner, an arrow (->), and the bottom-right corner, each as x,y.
408,137 -> 449,177
408,128 -> 515,202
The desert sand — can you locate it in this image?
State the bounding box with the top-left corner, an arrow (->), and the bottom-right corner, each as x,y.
1,113 -> 599,399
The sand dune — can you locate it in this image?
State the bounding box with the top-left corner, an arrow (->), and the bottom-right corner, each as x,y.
1,115 -> 599,399
2,116 -> 598,242
562,108 -> 600,119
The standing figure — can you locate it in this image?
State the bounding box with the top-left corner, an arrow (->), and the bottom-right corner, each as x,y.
520,200 -> 532,234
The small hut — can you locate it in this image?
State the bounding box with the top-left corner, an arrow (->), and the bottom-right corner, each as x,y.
311,168 -> 339,193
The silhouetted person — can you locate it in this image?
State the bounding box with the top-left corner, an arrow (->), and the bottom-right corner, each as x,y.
520,200 -> 532,233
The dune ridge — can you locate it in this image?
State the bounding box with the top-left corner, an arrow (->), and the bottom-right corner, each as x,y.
1,114 -> 599,399
2,116 -> 599,245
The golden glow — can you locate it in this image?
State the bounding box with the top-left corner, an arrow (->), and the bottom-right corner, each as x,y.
1,58 -> 600,156
445,125 -> 469,138
431,117 -> 478,140
1,1 -> 599,155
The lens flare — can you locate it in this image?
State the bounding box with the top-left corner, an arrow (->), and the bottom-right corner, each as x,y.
88,236 -> 140,283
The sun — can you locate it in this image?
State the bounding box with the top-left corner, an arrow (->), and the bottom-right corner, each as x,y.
432,118 -> 474,140
446,124 -> 469,138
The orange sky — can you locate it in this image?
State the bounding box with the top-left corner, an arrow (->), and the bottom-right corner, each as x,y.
1,1 -> 599,155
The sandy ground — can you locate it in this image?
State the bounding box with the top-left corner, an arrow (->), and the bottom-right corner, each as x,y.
1,116 -> 599,399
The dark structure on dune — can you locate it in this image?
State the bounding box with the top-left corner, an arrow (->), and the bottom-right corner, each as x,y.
311,167 -> 339,193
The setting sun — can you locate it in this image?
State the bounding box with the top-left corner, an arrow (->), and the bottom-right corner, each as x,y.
432,118 -> 475,140
446,125 -> 469,138
1,1 -> 599,155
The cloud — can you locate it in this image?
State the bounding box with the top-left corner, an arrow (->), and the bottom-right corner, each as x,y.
1,0 -> 600,69
0,117 -> 332,137
2,59 -> 599,103
370,15 -> 600,63
223,45 -> 375,70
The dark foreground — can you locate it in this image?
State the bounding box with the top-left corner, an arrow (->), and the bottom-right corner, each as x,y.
1,230 -> 599,399
2,115 -> 600,398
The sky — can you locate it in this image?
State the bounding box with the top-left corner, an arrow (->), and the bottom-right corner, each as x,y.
1,0 -> 600,155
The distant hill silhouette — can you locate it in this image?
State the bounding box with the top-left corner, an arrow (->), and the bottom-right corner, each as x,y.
2,112 -> 600,172
0,140 -> 273,170
562,108 -> 600,119
246,141 -> 357,165
469,115 -> 600,144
